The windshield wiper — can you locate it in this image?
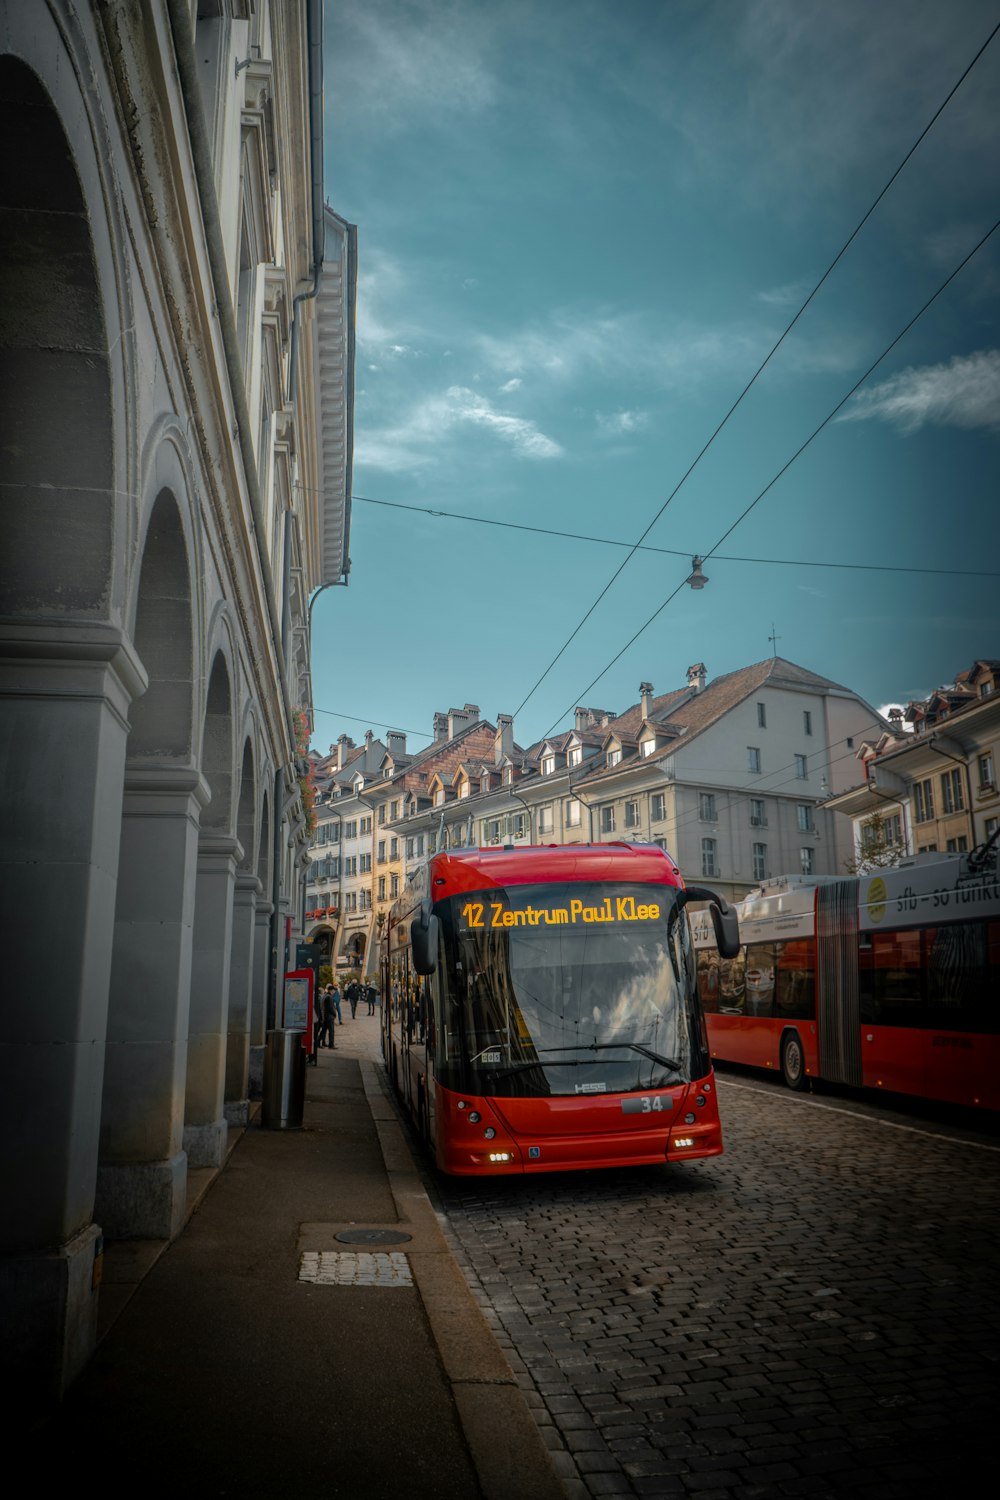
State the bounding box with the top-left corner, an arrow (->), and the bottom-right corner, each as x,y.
534,1042 -> 684,1072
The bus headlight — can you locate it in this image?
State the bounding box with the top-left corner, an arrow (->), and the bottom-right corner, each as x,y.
673,1137 -> 695,1149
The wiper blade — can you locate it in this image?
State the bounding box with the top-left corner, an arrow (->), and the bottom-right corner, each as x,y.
537,1042 -> 684,1072
488,1058 -> 592,1080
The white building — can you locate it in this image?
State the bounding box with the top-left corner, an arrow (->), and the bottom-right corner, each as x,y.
0,2 -> 355,1395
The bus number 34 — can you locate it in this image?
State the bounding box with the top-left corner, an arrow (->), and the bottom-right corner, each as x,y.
621,1096 -> 666,1114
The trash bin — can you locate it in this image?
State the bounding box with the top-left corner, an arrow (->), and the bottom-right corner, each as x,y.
262,1028 -> 307,1129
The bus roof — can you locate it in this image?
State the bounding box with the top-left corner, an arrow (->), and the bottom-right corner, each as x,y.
423,843 -> 685,899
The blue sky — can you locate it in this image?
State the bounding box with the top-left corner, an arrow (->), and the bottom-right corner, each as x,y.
313,0 -> 1000,755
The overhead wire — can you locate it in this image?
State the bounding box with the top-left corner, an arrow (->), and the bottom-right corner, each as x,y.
542,214 -> 1000,740
351,494 -> 1000,580
510,18 -> 1000,724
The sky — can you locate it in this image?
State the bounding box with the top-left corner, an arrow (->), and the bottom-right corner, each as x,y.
313,0 -> 1000,757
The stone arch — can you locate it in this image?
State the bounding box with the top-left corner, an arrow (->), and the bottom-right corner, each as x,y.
236,737 -> 257,870
257,788 -> 273,893
128,488 -> 195,758
0,56 -> 113,616
201,650 -> 235,832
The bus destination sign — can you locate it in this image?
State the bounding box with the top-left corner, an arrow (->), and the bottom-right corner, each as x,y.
459,894 -> 662,931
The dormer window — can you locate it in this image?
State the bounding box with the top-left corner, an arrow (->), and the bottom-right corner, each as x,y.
641,740 -> 655,757
568,746 -> 582,768
607,748 -> 622,767
480,776 -> 490,794
434,787 -> 445,807
542,755 -> 555,776
503,766 -> 513,785
459,781 -> 470,798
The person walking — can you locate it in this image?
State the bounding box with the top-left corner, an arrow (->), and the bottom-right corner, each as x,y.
329,983 -> 342,1026
318,986 -> 336,1049
366,982 -> 377,1016
347,979 -> 360,1020
312,987 -> 326,1058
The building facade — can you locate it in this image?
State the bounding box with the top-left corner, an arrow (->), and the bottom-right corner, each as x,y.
826,659 -> 1000,865
0,1 -> 355,1395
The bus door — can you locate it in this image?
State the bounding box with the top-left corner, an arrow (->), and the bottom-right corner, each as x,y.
816,881 -> 863,1087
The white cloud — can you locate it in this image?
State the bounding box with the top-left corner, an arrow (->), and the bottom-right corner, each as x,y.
596,409 -> 649,436
462,277 -> 480,291
756,280 -> 811,308
355,385 -> 563,472
500,377 -> 522,392
838,349 -> 1000,434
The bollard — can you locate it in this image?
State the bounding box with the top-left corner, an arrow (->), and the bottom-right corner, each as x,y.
262,1028 -> 307,1129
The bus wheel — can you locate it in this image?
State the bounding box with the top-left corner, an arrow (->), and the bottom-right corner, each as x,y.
781,1031 -> 806,1091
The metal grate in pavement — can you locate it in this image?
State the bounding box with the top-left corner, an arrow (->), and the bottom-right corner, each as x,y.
298,1250 -> 412,1287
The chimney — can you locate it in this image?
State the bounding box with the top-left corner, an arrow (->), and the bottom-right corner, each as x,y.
336,733 -> 354,770
386,730 -> 406,758
448,703 -> 480,739
639,681 -> 653,719
495,713 -> 514,765
433,712 -> 448,742
686,662 -> 707,694
575,707 -> 588,732
887,707 -> 904,733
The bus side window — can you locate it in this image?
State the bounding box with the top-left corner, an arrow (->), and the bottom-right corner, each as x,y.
867,930 -> 924,1027
775,939 -> 814,1020
925,920 -> 997,1032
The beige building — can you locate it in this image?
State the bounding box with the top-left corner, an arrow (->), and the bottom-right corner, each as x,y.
0,2 -> 354,1394
826,658 -> 1000,863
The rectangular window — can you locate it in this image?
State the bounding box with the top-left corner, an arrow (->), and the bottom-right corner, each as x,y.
756,702 -> 766,728
701,838 -> 718,877
600,805 -> 615,834
359,853 -> 371,873
377,839 -> 386,863
747,747 -> 761,774
344,820 -> 357,839
416,835 -> 424,857
568,746 -> 582,767
484,819 -> 500,845
390,837 -> 399,860
978,752 -> 996,789
330,858 -> 340,880
624,801 -> 639,829
750,798 -> 766,827
405,838 -> 413,860
345,856 -> 357,877
607,748 -> 622,767
651,793 -> 666,821
541,756 -> 555,776
699,793 -> 716,822
803,710 -> 812,736
390,875 -> 399,898
565,799 -> 582,827
946,837 -> 969,853
800,847 -> 814,875
538,805 -> 553,834
795,755 -> 808,780
641,740 -> 655,757
329,824 -> 340,843
316,824 -> 327,846
940,768 -> 964,814
753,843 -> 767,881
390,801 -> 400,821
360,816 -> 372,835
378,805 -> 386,825
797,804 -> 813,832
914,779 -> 934,823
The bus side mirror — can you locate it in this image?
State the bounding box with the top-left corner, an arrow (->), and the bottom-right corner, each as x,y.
681,886 -> 741,960
411,899 -> 439,975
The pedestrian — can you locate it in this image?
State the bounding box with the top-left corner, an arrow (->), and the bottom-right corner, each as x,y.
313,987 -> 326,1057
348,979 -> 359,1019
329,982 -> 343,1025
366,982 -> 377,1015
319,985 -> 336,1048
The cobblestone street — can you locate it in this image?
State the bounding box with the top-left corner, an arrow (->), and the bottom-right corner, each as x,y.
432,1075 -> 1000,1499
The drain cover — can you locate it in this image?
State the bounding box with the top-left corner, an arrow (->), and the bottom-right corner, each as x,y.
299,1251 -> 412,1286
334,1228 -> 412,1246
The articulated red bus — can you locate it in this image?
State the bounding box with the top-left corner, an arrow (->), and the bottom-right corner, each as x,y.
380,843 -> 739,1175
691,852 -> 1000,1109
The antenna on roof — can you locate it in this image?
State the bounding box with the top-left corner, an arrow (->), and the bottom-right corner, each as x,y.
768,623 -> 781,658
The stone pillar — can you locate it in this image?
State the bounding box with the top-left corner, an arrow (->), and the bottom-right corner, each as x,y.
224,872 -> 260,1127
95,766 -> 209,1241
249,899 -> 273,1098
184,834 -> 241,1167
0,623 -> 145,1394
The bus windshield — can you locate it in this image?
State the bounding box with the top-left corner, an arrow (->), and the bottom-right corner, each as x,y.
441,881 -> 702,1096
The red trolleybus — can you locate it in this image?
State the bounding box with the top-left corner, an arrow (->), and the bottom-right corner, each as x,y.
380,843 -> 739,1176
691,851 -> 1000,1109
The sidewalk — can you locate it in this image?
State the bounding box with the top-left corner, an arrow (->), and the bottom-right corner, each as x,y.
34,1010 -> 564,1500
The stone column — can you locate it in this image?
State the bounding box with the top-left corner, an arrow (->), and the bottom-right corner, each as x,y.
249,899 -> 273,1098
95,766 -> 209,1241
224,872 -> 260,1127
0,623 -> 145,1394
184,833 -> 241,1167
